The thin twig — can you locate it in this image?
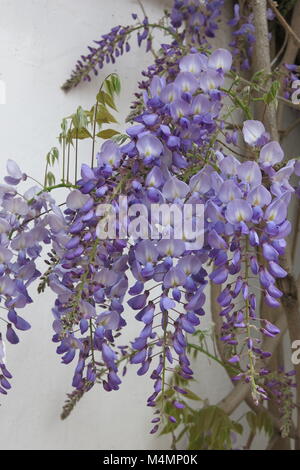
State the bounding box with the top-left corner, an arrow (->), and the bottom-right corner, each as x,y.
280,116 -> 300,138
267,0 -> 300,48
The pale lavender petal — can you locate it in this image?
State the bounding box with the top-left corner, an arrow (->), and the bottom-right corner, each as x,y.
160,83 -> 181,104
259,141 -> 284,167
66,189 -> 90,210
237,161 -> 262,186
179,53 -> 207,74
225,199 -> 252,224
163,267 -> 186,288
191,94 -> 210,114
218,180 -> 242,202
174,72 -> 198,94
199,69 -> 223,92
242,120 -> 265,146
247,185 -> 272,207
137,134 -> 163,158
208,48 -> 232,72
162,176 -> 189,200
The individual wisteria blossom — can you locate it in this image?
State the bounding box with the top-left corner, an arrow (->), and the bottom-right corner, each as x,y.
282,63 -> 300,100
242,120 -> 269,147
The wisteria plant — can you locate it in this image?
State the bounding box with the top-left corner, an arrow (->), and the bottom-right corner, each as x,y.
1,0 -> 300,450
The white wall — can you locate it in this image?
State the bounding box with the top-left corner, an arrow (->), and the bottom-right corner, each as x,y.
0,0 -> 251,450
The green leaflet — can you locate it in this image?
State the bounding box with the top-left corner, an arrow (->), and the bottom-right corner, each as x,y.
188,406 -> 243,450
97,129 -> 120,139
246,410 -> 274,438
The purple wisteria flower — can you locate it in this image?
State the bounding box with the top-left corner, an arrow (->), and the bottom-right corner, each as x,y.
242,120 -> 268,147
1,0 -> 297,434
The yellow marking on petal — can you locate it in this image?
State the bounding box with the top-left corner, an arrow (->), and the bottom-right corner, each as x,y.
268,210 -> 275,221
237,211 -> 245,222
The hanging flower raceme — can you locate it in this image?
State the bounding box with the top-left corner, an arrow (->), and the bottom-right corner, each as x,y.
205,119 -> 295,403
0,160 -> 67,395
170,0 -> 225,44
48,45 -> 233,423
21,39 -> 295,430
1,25 -> 298,436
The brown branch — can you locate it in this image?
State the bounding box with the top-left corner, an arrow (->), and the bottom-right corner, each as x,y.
277,1 -> 300,127
210,282 -> 225,359
280,0 -> 300,66
253,0 -> 278,140
276,251 -> 300,450
280,116 -> 300,139
292,200 -> 300,262
252,0 -> 300,449
267,0 -> 300,49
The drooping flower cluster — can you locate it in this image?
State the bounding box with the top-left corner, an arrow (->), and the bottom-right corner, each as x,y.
1,0 -> 300,440
0,160 -> 67,395
49,48 -> 232,415
228,3 -> 255,71
170,0 -> 224,44
263,368 -> 296,438
61,14 -> 176,91
206,119 -> 296,402
228,3 -> 275,71
62,0 -> 228,93
282,63 -> 300,100
45,44 -> 300,428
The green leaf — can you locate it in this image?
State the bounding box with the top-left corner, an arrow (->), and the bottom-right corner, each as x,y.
246,410 -> 274,438
96,90 -> 117,111
112,133 -> 130,144
46,171 -> 55,186
160,421 -> 178,435
46,147 -> 59,166
96,105 -> 118,125
232,421 -> 243,435
263,80 -> 280,105
184,389 -> 202,401
69,128 -> 92,140
251,69 -> 265,83
188,406 -> 243,450
61,118 -> 68,133
97,129 -> 120,139
72,106 -> 88,129
107,73 -> 121,95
